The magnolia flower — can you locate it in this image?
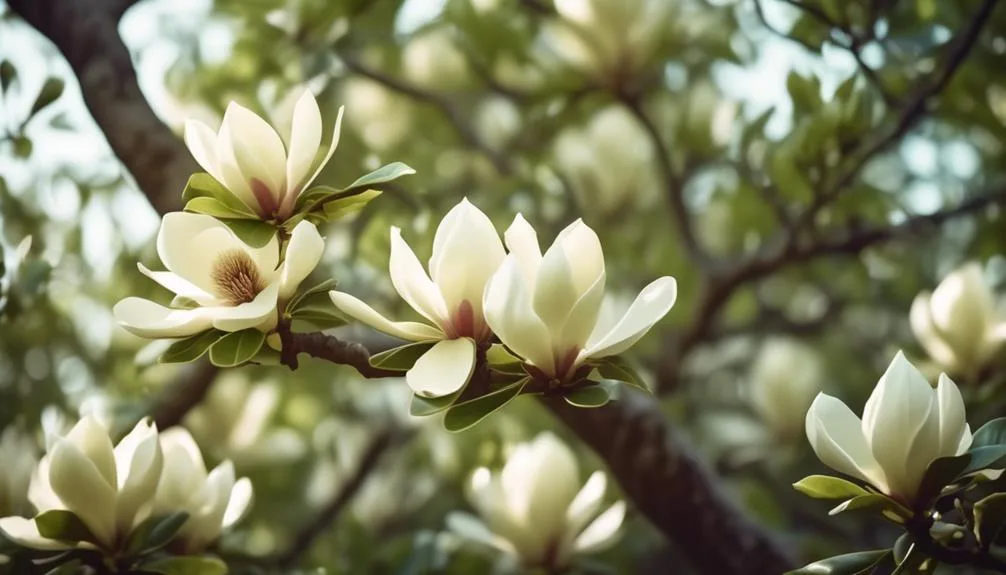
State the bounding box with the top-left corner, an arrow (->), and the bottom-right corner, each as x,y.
910,263 -> 1006,376
184,91 -> 344,220
153,428 -> 252,553
330,199 -> 505,398
113,212 -> 323,339
750,339 -> 822,438
483,215 -> 676,382
0,417 -> 162,551
447,433 -> 625,569
805,352 -> 971,503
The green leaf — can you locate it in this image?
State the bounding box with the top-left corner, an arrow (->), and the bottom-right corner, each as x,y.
591,356 -> 648,391
443,378 -> 528,432
786,550 -> 892,575
34,510 -> 96,544
30,78 -> 64,117
125,511 -> 190,556
43,559 -> 84,575
181,173 -> 247,212
160,330 -> 226,364
974,492 -> 1006,546
322,189 -> 382,221
563,384 -> 611,408
410,390 -> 463,417
962,445 -> 1006,476
973,418 -> 1006,448
209,329 -> 266,368
369,341 -> 436,371
917,453 -> 972,503
828,494 -> 910,523
0,60 -> 15,93
786,71 -> 821,115
139,556 -> 228,575
219,219 -> 277,248
286,279 -> 338,312
343,162 -> 415,191
184,196 -> 257,220
288,305 -> 348,330
11,135 -> 32,159
793,475 -> 870,500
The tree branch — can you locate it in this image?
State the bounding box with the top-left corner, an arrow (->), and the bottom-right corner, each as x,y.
278,329 -> 400,378
545,392 -> 797,575
147,361 -> 219,430
7,0 -> 196,215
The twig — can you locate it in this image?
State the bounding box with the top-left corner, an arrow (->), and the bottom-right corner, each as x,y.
275,429 -> 399,568
338,54 -> 514,176
278,327 -> 400,378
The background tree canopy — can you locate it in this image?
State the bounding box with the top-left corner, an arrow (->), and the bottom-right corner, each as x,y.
1,0 -> 1006,573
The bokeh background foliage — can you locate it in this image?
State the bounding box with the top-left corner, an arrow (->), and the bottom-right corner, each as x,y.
1,0 -> 1006,573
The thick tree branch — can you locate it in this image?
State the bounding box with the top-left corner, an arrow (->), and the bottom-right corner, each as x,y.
278,329 -> 400,378
545,392 -> 797,575
7,0 -> 195,215
147,361 -> 218,430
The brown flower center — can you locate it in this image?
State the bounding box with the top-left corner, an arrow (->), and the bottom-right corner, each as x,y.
211,249 -> 264,305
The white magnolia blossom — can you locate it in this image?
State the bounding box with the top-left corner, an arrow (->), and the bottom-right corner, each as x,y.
184,91 -> 344,220
0,417 -> 163,551
0,427 -> 38,518
910,262 -> 1006,376
805,351 -> 972,503
539,0 -> 671,80
330,199 -> 506,398
447,432 -> 625,569
554,105 -> 659,216
402,27 -> 472,90
750,339 -> 823,438
153,428 -> 253,553
113,212 -> 324,339
484,215 -> 676,382
343,78 -> 413,151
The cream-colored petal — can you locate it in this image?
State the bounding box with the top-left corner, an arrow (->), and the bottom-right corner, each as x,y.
220,102 -> 288,203
0,517 -> 74,551
482,257 -> 555,373
582,276 -> 677,359
406,338 -> 476,398
278,221 -> 324,300
183,120 -> 227,189
389,227 -> 449,326
533,232 -> 579,334
113,297 -> 215,339
156,213 -> 233,295
222,476 -> 253,529
571,501 -> 625,554
564,470 -> 606,537
113,419 -> 163,531
63,416 -> 116,488
805,394 -> 886,492
909,294 -> 960,372
155,428 -> 207,513
501,433 -> 579,544
557,270 -> 606,354
503,214 -> 542,288
329,291 -> 443,341
300,105 -> 344,191
27,457 -> 62,513
48,440 -> 117,548
555,219 -> 604,294
137,264 -> 217,306
209,282 -> 280,332
285,90 -> 323,194
935,373 -> 970,456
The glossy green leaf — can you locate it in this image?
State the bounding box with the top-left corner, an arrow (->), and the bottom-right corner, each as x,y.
124,511 -> 189,556
369,341 -> 436,371
443,378 -> 528,432
288,305 -> 348,330
181,173 -> 243,208
343,162 -> 415,190
35,510 -> 96,544
828,494 -> 910,522
285,279 -> 338,312
410,390 -> 463,417
962,445 -> 1006,476
322,189 -> 382,221
973,418 -> 1006,448
786,550 -> 892,575
30,78 -> 64,117
563,384 -> 611,408
184,196 -> 256,220
793,475 -> 870,500
139,556 -> 228,575
160,330 -> 226,364
220,218 -> 277,248
592,355 -> 648,391
974,492 -> 1006,546
917,453 -> 972,503
209,329 -> 266,367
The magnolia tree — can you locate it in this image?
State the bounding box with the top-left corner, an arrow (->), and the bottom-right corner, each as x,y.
2,0 -> 1006,574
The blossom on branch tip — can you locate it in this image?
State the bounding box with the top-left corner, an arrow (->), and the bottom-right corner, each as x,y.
329,198 -> 505,398
805,351 -> 972,504
113,212 -> 323,339
447,432 -> 625,569
184,91 -> 344,220
483,215 -> 676,383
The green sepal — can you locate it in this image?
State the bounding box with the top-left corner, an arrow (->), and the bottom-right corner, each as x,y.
792,475 -> 870,500
369,341 -> 436,371
208,329 -> 267,368
124,511 -> 190,556
218,219 -> 277,248
590,355 -> 649,392
828,494 -> 911,523
159,330 -> 226,364
184,196 -> 257,220
786,549 -> 893,575
563,382 -> 612,408
34,510 -> 97,545
443,377 -> 528,432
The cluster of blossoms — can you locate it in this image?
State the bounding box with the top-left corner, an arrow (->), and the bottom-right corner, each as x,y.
0,417 -> 251,566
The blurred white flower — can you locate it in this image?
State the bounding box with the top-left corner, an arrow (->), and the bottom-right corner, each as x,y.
476,97 -> 522,149
185,374 -> 306,468
484,215 -> 676,382
403,28 -> 471,90
0,427 -> 38,518
447,432 -> 625,569
0,417 -> 162,551
554,106 -> 659,216
330,199 -> 506,398
805,352 -> 971,503
113,213 -> 323,339
750,339 -> 822,438
343,78 -> 413,151
154,428 -> 253,553
184,91 -> 344,220
910,262 -> 1006,376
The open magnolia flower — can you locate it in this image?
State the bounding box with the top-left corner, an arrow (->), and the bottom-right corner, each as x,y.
805,351 -> 971,503
153,428 -> 253,553
329,198 -> 505,398
910,262 -> 1006,376
0,417 -> 163,551
447,432 -> 625,569
184,91 -> 344,220
483,215 -> 676,383
113,212 -> 324,339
